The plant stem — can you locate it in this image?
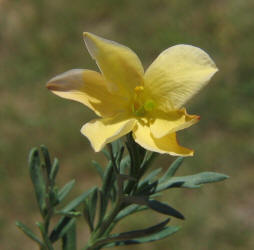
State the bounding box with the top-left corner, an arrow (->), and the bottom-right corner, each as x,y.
98,198 -> 122,237
107,144 -> 119,174
84,140 -> 153,250
84,197 -> 123,250
84,144 -> 125,250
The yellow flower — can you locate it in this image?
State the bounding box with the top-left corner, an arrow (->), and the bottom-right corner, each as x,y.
47,32 -> 218,156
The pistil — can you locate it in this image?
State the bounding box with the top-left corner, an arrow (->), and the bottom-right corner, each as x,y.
131,86 -> 156,116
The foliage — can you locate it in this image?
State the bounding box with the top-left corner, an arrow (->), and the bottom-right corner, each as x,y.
17,139 -> 227,249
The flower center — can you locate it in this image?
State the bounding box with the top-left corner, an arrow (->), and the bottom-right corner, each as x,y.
131,86 -> 156,116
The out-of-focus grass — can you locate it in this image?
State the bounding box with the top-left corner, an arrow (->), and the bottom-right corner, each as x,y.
1,0 -> 254,249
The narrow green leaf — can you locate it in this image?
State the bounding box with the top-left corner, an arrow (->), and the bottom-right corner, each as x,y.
102,149 -> 110,160
125,197 -> 184,220
50,216 -> 75,242
123,151 -> 157,194
62,221 -> 77,250
99,218 -> 170,248
83,199 -> 93,231
61,187 -> 95,213
58,179 -> 76,203
157,172 -> 229,192
138,152 -> 158,178
116,145 -> 125,168
113,218 -> 169,239
55,211 -> 81,217
16,221 -> 44,246
56,218 -> 76,241
83,187 -> 98,231
49,186 -> 59,206
136,181 -> 158,196
138,168 -> 161,192
111,140 -> 123,158
40,145 -> 52,177
115,174 -> 137,197
159,157 -> 184,183
141,168 -> 161,185
29,148 -> 47,216
105,226 -> 180,247
89,187 -> 98,227
115,205 -> 147,222
125,136 -> 136,175
96,190 -> 108,228
102,162 -> 114,196
126,134 -> 146,174
49,158 -> 59,181
92,160 -> 104,179
120,155 -> 130,174
110,182 -> 117,202
147,200 -> 184,220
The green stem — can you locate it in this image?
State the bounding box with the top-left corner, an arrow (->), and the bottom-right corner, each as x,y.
41,161 -> 55,249
107,144 -> 119,174
84,140 -> 155,250
37,222 -> 54,250
84,144 -> 124,250
84,198 -> 123,250
97,198 -> 122,237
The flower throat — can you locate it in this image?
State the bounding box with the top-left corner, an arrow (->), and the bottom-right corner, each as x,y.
131,85 -> 156,116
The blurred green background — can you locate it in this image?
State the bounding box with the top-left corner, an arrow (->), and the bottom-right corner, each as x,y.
1,0 -> 254,249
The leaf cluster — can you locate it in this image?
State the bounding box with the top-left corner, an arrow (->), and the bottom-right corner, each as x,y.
16,139 -> 228,250
16,145 -> 95,250
82,137 -> 228,249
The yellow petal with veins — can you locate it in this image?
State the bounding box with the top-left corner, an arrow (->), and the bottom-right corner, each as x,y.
150,108 -> 200,138
81,115 -> 136,152
83,32 -> 144,97
132,122 -> 193,156
145,44 -> 218,111
46,69 -> 127,117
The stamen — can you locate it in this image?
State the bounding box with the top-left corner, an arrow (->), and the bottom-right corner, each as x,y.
134,86 -> 144,93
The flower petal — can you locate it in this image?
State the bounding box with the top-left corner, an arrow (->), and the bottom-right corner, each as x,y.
133,122 -> 193,156
81,115 -> 136,152
150,108 -> 200,138
46,69 -> 127,117
83,32 -> 144,96
144,45 -> 218,111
